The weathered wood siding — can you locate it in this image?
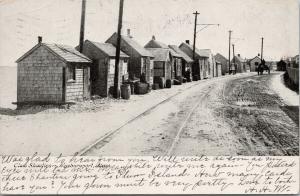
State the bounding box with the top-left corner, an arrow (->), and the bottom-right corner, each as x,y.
66,67 -> 84,102
17,45 -> 64,103
153,61 -> 165,77
107,58 -> 126,96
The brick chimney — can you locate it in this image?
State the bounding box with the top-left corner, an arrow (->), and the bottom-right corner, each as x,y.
152,35 -> 156,40
186,40 -> 190,44
38,36 -> 42,44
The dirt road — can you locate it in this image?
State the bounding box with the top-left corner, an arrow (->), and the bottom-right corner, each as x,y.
83,72 -> 299,156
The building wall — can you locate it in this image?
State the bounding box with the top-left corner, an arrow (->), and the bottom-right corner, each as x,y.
17,45 -> 64,103
106,58 -> 126,96
153,61 -> 165,77
81,41 -> 128,97
65,67 -> 85,102
106,35 -> 144,80
250,58 -> 261,72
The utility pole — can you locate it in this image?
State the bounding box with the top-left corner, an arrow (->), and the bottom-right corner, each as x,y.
114,0 -> 124,99
228,30 -> 232,74
79,0 -> 86,53
192,11 -> 200,60
261,37 -> 264,60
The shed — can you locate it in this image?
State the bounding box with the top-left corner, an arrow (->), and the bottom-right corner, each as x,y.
248,56 -> 261,72
179,41 -> 210,80
16,37 -> 92,106
214,53 -> 228,75
231,54 -> 247,73
145,36 -> 183,80
277,60 -> 287,71
145,48 -> 172,84
80,40 -> 129,97
106,32 -> 154,85
168,45 -> 193,80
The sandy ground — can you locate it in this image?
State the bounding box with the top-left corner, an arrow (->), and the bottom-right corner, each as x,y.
1,71 -> 298,156
83,72 -> 299,156
83,73 -> 254,155
0,77 -> 206,155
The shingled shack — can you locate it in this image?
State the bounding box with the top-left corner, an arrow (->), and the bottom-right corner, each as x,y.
80,40 -> 129,97
16,37 -> 92,106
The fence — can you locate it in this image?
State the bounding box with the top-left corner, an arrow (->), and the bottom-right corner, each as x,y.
286,67 -> 299,85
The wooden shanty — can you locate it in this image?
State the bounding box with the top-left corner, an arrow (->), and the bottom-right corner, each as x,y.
277,60 -> 287,71
16,37 -> 92,106
179,40 -> 211,80
231,54 -> 247,73
145,48 -> 172,84
168,45 -> 193,80
248,56 -> 261,72
144,36 -> 182,81
106,31 -> 154,85
214,53 -> 228,75
80,40 -> 129,97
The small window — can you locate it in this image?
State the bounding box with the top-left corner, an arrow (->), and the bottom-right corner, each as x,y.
67,65 -> 76,82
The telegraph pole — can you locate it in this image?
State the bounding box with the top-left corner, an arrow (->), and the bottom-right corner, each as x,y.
228,30 -> 232,74
79,0 -> 86,53
192,11 -> 200,60
261,37 -> 264,60
114,0 -> 124,98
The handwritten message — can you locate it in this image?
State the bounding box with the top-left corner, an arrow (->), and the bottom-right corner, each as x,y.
0,154 -> 299,194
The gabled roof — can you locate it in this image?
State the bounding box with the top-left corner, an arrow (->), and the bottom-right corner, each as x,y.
169,45 -> 193,63
144,39 -> 169,49
249,56 -> 261,62
146,48 -> 170,62
179,42 -> 210,58
168,47 -> 182,58
16,43 -> 92,63
86,40 -> 129,58
106,32 -> 153,57
214,53 -> 228,62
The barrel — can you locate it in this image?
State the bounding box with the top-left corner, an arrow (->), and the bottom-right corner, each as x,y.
166,79 -> 172,88
152,83 -> 159,90
121,84 -> 131,99
154,76 -> 165,89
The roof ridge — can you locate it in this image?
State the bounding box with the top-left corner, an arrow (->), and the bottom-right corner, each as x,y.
53,44 -> 91,62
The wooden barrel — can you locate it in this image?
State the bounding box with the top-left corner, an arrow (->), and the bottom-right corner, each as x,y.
121,84 -> 131,99
152,83 -> 159,90
166,79 -> 172,88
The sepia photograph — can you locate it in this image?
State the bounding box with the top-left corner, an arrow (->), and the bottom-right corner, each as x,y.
0,0 -> 299,157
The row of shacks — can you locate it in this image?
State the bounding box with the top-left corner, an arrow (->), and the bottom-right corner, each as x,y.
15,31 -> 254,105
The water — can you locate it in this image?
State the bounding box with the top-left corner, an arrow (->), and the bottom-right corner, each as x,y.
0,66 -> 17,109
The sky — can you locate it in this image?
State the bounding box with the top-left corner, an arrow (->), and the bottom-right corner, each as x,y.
0,0 -> 299,66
